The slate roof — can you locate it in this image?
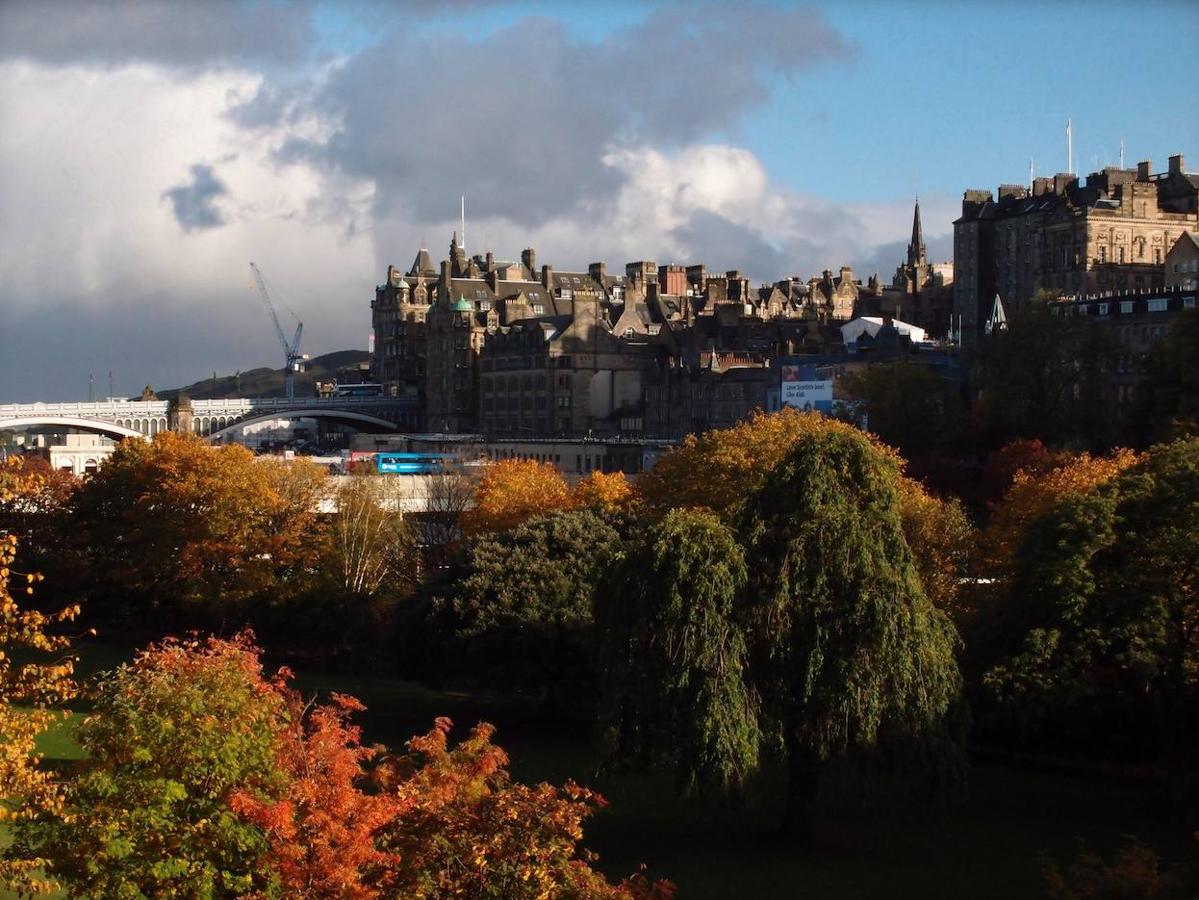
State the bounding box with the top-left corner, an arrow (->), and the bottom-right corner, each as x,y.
408,247 -> 436,277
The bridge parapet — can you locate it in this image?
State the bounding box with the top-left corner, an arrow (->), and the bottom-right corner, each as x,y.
1,396 -> 416,439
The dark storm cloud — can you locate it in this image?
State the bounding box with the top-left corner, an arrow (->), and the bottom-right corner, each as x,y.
0,0 -> 315,68
163,164 -> 229,232
248,4 -> 851,227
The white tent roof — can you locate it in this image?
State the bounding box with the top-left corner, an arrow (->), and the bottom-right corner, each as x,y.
840,317 -> 927,345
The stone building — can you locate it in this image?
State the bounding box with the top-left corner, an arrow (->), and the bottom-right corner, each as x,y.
1045,286 -> 1196,418
880,201 -> 954,336
1164,231 -> 1199,290
954,154 -> 1199,347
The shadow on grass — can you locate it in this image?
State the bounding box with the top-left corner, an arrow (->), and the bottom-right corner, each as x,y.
13,638 -> 1196,900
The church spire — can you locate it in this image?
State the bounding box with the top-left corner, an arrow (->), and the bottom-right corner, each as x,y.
907,199 -> 927,268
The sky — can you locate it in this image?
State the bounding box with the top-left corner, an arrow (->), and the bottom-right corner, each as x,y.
1,0 -> 1196,402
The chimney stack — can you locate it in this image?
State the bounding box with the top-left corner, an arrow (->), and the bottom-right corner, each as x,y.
1137,160 -> 1152,181
521,247 -> 536,277
542,263 -> 553,290
1169,154 -> 1184,176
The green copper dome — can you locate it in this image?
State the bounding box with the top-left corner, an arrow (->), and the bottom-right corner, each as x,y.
453,295 -> 473,312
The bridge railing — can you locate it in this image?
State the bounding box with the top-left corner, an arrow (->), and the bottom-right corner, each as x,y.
1,396 -> 409,419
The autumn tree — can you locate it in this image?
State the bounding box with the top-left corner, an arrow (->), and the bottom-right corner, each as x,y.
416,460 -> 476,564
737,428 -> 964,838
430,509 -> 621,715
16,632 -> 668,898
980,438 -> 1059,504
573,470 -> 637,513
983,438 -> 1199,793
637,407 -> 900,517
462,458 -> 572,534
636,409 -> 971,620
0,458 -> 79,896
597,508 -> 758,797
895,475 -> 975,621
982,447 -> 1140,575
65,432 -> 327,626
329,472 -> 418,599
14,634 -> 290,897
229,692 -> 398,899
1044,838 -> 1190,900
375,718 -> 672,900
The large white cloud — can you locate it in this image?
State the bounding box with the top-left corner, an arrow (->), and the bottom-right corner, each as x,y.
0,60 -> 375,399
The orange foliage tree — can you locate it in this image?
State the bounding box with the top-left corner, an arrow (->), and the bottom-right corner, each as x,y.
572,470 -> 637,513
66,432 -> 327,621
0,457 -> 80,895
637,408 -> 901,516
230,692 -> 398,899
983,447 -> 1140,574
462,458 -> 572,534
19,632 -> 669,898
376,718 -> 673,899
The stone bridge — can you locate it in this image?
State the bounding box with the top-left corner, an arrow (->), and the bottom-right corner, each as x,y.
0,396 -> 419,443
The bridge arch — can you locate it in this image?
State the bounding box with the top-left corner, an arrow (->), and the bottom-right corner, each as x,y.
204,408 -> 398,442
0,416 -> 147,441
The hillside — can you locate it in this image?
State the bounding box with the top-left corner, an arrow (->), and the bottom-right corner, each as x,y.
153,350 -> 371,401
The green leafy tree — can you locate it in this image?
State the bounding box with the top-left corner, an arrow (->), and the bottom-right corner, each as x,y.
737,428 -> 964,837
1128,307 -> 1199,446
841,360 -> 965,462
15,634 -> 290,898
983,438 -> 1199,797
600,428 -> 964,837
430,509 -> 622,715
597,508 -> 758,797
973,295 -> 1117,450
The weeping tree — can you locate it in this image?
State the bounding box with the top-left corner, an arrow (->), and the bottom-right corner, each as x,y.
738,428 -> 965,837
600,427 -> 965,838
596,508 -> 759,797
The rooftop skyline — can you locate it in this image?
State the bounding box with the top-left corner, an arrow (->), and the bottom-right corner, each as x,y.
2,0 -> 1196,401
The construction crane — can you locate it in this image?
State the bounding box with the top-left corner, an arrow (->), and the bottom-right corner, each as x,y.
249,262 -> 304,400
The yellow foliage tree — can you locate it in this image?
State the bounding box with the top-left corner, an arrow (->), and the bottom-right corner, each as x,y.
462,459 -> 572,534
68,432 -> 328,620
0,458 -> 79,894
637,408 -> 901,516
984,448 -> 1141,574
895,476 -> 975,619
572,470 -> 636,513
634,409 -> 978,618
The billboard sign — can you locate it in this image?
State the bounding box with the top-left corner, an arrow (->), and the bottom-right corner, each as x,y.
780,363 -> 834,413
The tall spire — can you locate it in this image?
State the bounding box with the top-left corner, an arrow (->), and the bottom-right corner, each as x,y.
907,198 -> 927,268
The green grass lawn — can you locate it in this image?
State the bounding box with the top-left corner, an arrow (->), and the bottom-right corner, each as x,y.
5,640 -> 1195,899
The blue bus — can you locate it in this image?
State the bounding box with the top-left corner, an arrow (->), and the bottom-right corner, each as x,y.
333,383 -> 384,398
375,452 -> 458,475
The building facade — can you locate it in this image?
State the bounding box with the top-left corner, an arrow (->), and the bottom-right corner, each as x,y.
954,154 -> 1198,347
